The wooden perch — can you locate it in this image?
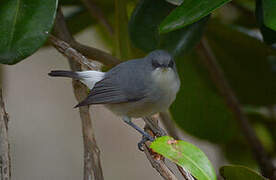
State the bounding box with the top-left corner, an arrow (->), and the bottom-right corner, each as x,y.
0,89 -> 11,180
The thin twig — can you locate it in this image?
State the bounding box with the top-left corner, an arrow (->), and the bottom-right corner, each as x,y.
49,35 -> 99,70
80,0 -> 113,35
177,166 -> 195,180
52,6 -> 120,68
0,89 -> 11,180
52,7 -> 104,180
197,38 -> 276,179
143,142 -> 178,180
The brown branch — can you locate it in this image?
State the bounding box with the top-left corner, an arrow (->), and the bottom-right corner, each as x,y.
80,0 -> 113,35
71,42 -> 121,68
49,35 -> 99,70
143,142 -> 178,180
197,38 -> 276,179
0,89 -> 11,180
52,6 -> 120,68
144,116 -> 194,180
52,7 -> 104,180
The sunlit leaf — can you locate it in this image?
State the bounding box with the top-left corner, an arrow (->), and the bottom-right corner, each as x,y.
151,136 -> 216,180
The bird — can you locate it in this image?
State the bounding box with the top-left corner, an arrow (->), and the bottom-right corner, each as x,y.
49,50 -> 180,149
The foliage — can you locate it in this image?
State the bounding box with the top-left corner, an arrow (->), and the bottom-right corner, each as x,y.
151,136 -> 216,180
1,0 -> 276,179
220,165 -> 268,180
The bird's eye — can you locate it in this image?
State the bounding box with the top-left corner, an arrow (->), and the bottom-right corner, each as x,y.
152,61 -> 159,68
168,60 -> 174,68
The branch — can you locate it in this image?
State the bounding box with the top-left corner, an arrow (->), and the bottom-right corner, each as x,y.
0,89 -> 11,180
52,7 -> 104,180
143,116 -> 194,180
52,6 -> 120,68
80,0 -> 113,35
49,35 -> 99,70
143,142 -> 178,180
197,38 -> 276,179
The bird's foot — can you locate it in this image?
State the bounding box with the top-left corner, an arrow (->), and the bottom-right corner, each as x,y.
138,134 -> 155,151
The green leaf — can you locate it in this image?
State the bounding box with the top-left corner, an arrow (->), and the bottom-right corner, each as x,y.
206,21 -> 276,105
160,16 -> 209,57
159,0 -> 231,33
262,0 -> 276,31
129,0 -> 174,52
220,165 -> 267,180
222,138 -> 258,169
114,0 -> 132,60
255,0 -> 276,45
150,136 -> 216,180
171,52 -> 237,143
129,0 -> 208,56
0,0 -> 58,64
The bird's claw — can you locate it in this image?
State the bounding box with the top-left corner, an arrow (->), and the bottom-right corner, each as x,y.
138,134 -> 154,151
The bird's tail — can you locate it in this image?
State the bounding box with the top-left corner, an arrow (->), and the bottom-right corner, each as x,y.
48,70 -> 80,79
49,70 -> 105,90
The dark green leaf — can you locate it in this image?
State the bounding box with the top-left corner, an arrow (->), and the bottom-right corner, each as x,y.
150,136 -> 216,180
129,0 -> 208,56
129,0 -> 174,52
160,16 -> 209,56
171,52 -> 237,143
220,165 -> 267,180
255,0 -> 276,45
222,138 -> 258,169
206,21 -> 276,105
262,0 -> 276,31
0,0 -> 58,64
159,0 -> 231,33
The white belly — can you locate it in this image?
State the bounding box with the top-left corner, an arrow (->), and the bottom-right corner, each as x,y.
150,67 -> 180,111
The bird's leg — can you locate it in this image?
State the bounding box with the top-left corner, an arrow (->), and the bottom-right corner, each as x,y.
123,116 -> 154,150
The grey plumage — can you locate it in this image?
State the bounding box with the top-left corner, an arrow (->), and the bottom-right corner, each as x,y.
49,50 -> 180,116
49,50 -> 180,145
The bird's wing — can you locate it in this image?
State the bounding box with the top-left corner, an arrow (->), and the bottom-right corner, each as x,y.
75,60 -> 149,107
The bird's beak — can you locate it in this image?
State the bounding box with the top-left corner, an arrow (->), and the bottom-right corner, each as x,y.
161,67 -> 169,72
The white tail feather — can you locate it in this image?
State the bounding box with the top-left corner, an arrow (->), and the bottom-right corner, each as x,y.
76,71 -> 105,89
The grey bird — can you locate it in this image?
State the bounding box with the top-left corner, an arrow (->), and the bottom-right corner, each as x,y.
49,50 -> 180,148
